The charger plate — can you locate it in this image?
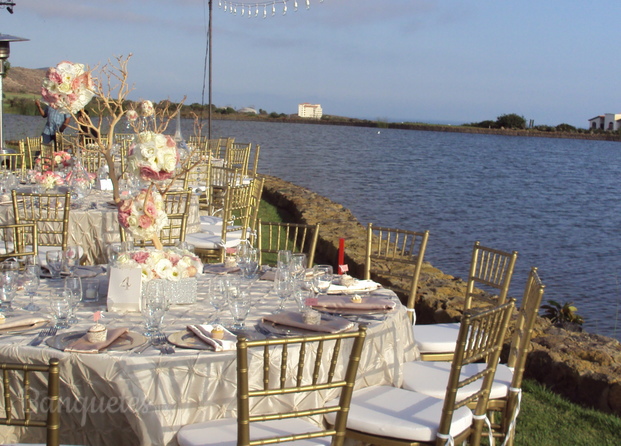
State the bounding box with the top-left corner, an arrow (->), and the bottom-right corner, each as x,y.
46,331 -> 147,352
0,319 -> 49,334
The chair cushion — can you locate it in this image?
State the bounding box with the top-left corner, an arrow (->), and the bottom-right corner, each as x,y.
414,322 -> 461,353
324,386 -> 473,443
402,361 -> 513,401
199,215 -> 223,233
185,230 -> 245,250
177,417 -> 332,446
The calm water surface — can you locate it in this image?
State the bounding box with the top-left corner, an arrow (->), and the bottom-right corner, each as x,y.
8,115 -> 621,340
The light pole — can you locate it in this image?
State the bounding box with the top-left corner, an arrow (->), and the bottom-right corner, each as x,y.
0,33 -> 28,149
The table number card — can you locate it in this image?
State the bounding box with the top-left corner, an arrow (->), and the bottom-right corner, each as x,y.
97,178 -> 114,191
107,267 -> 142,312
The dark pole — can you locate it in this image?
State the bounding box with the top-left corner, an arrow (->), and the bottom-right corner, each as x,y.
208,0 -> 212,140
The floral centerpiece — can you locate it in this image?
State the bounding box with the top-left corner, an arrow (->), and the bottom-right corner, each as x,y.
127,131 -> 178,182
115,248 -> 203,305
34,150 -> 73,172
41,61 -> 95,114
117,188 -> 169,245
33,171 -> 65,190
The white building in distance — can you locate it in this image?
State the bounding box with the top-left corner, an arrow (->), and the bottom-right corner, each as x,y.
298,103 -> 322,119
588,113 -> 621,131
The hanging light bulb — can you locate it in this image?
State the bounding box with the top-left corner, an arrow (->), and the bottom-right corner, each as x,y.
263,4 -> 267,18
241,5 -> 245,16
255,5 -> 259,17
294,0 -> 298,11
223,2 -> 227,11
272,3 -> 276,16
218,0 -> 222,7
306,0 -> 310,10
283,2 -> 287,15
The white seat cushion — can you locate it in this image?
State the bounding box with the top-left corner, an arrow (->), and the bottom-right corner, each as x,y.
177,417 -> 332,446
415,322 -> 461,353
324,386 -> 472,443
402,361 -> 513,401
199,215 -> 223,233
186,230 -> 245,250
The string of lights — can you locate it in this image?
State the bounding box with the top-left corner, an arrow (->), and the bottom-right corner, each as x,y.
217,0 -> 324,18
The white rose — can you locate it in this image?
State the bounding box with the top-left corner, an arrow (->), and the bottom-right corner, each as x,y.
58,82 -> 72,94
153,258 -> 174,280
140,265 -> 155,282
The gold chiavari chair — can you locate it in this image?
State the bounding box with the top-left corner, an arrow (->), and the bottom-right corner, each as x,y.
78,150 -> 105,175
0,358 -> 61,446
25,136 -> 43,167
12,190 -> 71,261
326,300 -> 515,446
225,142 -> 251,176
121,189 -> 193,248
403,267 -> 545,446
248,143 -> 261,177
246,176 -> 263,241
207,165 -> 243,215
177,326 -> 368,446
257,220 -> 320,267
187,183 -> 253,262
0,223 -> 38,262
0,148 -> 25,175
365,223 -> 430,324
416,241 -> 518,361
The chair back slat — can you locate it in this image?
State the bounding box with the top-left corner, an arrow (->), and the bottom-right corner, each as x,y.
12,191 -> 71,250
237,327 -> 367,446
465,241 -> 518,310
0,358 -> 61,446
0,223 -> 38,261
365,223 -> 429,322
257,220 -> 320,266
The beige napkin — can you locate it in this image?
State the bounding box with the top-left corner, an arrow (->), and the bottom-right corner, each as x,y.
328,279 -> 380,295
64,327 -> 129,354
0,316 -> 49,331
187,324 -> 237,351
313,295 -> 396,311
260,270 -> 276,281
262,311 -> 355,334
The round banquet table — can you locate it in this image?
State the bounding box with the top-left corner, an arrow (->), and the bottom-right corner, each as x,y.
0,188 -> 201,265
0,272 -> 418,446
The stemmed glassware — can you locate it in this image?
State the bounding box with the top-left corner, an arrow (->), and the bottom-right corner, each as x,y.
62,245 -> 81,276
225,277 -> 251,331
0,269 -> 17,312
312,265 -> 333,295
46,250 -> 64,280
64,276 -> 83,324
290,253 -> 307,282
49,289 -> 72,329
274,267 -> 294,313
21,265 -> 41,311
238,244 -> 259,279
209,276 -> 228,325
277,250 -> 292,270
141,280 -> 167,337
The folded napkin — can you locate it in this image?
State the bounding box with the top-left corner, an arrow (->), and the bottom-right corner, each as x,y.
0,316 -> 49,331
262,311 -> 354,334
187,324 -> 237,351
313,295 -> 396,311
260,269 -> 276,281
203,264 -> 241,275
328,279 -> 380,295
64,327 -> 129,354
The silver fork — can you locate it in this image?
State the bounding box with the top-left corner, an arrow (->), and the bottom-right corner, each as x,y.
28,326 -> 58,346
154,333 -> 174,354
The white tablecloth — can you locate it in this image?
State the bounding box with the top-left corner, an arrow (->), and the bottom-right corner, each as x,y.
0,189 -> 201,264
0,274 -> 417,446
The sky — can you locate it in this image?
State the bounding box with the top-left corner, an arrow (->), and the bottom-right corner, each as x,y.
0,0 -> 619,128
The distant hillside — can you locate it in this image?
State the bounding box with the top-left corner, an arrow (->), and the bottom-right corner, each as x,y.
4,66 -> 46,94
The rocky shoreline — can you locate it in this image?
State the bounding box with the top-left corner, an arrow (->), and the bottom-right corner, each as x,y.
261,174 -> 621,416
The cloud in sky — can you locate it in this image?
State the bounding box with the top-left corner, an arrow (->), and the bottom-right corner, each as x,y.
3,0 -> 621,127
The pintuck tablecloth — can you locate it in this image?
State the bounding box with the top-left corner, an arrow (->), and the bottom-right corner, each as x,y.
0,189 -> 201,264
0,273 -> 418,446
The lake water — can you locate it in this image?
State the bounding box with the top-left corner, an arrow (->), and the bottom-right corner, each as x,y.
7,115 -> 621,341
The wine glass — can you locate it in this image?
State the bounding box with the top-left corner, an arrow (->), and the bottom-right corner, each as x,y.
141,280 -> 167,337
274,268 -> 293,313
46,250 -> 64,280
238,245 -> 259,279
63,245 -> 81,276
64,276 -> 83,324
227,288 -> 251,332
290,253 -> 307,281
312,265 -> 333,295
21,265 -> 40,311
277,250 -> 292,270
49,290 -> 72,329
0,269 -> 17,312
209,276 -> 228,325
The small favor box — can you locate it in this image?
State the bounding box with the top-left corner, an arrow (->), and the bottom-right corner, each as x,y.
107,266 -> 142,312
96,178 -> 114,191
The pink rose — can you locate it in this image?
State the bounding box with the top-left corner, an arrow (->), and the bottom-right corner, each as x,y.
46,68 -> 62,84
118,199 -> 133,213
144,201 -> 157,218
168,253 -> 181,266
132,251 -> 150,264
165,135 -> 176,148
138,214 -> 153,229
117,212 -> 129,228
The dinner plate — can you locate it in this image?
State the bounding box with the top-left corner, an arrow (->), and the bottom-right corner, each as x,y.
0,319 -> 49,334
257,314 -> 356,337
46,330 -> 147,352
168,329 -> 215,351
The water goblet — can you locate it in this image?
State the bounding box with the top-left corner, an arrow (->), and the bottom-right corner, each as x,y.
228,289 -> 251,332
64,276 -> 83,324
274,268 -> 293,313
63,245 -> 81,275
21,265 -> 40,311
209,276 -> 229,325
0,269 -> 17,312
290,253 -> 307,282
106,243 -> 123,267
312,265 -> 334,295
46,250 -> 64,280
141,280 -> 167,337
49,290 -> 72,329
277,250 -> 292,270
239,246 -> 259,279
